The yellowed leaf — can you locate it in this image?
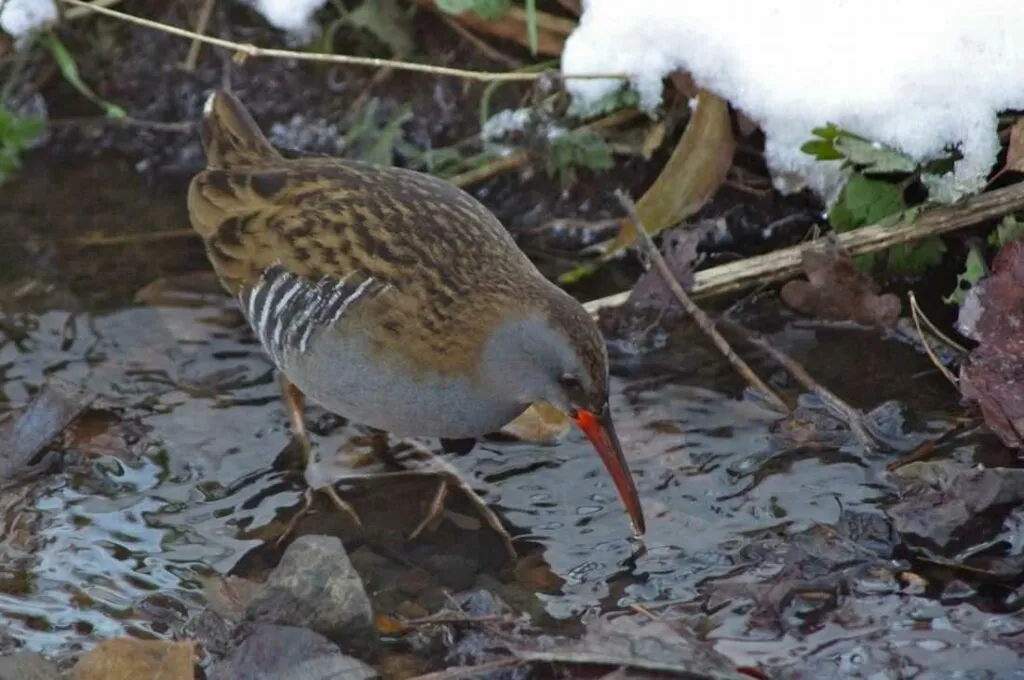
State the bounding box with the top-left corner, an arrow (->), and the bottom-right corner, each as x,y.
1005,117 -> 1024,173
71,639 -> 194,680
641,121 -> 667,159
606,89 -> 735,255
375,613 -> 408,635
500,402 -> 572,445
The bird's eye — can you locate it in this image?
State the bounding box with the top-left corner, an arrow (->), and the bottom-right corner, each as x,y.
559,373 -> 583,391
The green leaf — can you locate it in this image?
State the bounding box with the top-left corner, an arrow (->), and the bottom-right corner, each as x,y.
41,33 -> 126,118
434,0 -> 511,20
833,136 -> 916,174
829,174 -> 904,232
802,123 -> 917,174
0,105 -> 44,184
886,236 -> 946,276
345,0 -> 414,56
800,139 -> 844,161
944,244 -> 987,306
362,104 -> 412,166
988,215 -> 1024,248
524,0 -> 538,55
547,129 -> 614,185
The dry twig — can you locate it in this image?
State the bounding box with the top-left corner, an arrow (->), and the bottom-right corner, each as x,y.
723,322 -> 878,452
183,0 -> 217,71
586,180 -> 1024,314
907,291 -> 960,386
614,190 -> 789,413
58,0 -> 627,83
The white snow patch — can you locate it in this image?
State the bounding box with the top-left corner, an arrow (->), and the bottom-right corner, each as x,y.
481,108 -> 534,141
242,0 -> 328,42
562,0 -> 1024,203
0,0 -> 57,41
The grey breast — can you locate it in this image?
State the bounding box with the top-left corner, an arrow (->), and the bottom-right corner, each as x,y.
237,265 -> 528,438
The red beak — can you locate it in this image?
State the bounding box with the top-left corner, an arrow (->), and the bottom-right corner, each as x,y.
573,408 -> 646,536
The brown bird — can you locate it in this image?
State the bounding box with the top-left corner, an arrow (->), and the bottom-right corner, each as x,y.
187,90 -> 645,550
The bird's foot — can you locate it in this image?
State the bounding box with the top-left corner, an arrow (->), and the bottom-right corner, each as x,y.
276,483 -> 363,548
397,439 -> 517,561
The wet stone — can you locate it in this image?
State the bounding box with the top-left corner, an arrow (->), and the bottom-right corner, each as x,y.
244,535 -> 376,657
209,624 -> 377,680
0,652 -> 61,680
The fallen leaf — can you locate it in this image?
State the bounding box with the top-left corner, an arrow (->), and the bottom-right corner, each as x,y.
375,613 -> 408,635
71,638 -> 194,680
624,224 -> 704,313
888,465 -> 1024,549
780,239 -> 902,328
0,380 -> 96,482
607,90 -> 735,255
1002,117 -> 1024,175
958,239 -> 1024,447
513,554 -> 565,592
500,402 -> 572,445
516,615 -> 750,679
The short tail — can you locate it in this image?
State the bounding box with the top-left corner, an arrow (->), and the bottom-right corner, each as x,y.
199,90 -> 281,168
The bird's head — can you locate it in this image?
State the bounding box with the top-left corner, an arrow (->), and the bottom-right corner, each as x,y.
480,287 -> 646,536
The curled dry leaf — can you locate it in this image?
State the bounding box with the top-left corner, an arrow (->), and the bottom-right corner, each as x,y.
999,117 -> 1024,177
516,615 -> 751,679
500,402 -> 572,445
958,239 -> 1024,448
625,224 -> 704,313
418,0 -> 572,56
606,88 -> 735,255
780,239 -> 902,328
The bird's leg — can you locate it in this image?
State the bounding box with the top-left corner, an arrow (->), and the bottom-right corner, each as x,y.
277,374 -> 361,544
397,438 -> 517,560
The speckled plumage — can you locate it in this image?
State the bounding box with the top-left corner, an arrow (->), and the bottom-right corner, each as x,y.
188,92 -> 606,384
186,90 -> 644,535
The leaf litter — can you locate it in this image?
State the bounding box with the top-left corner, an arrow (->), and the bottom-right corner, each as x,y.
780,238 -> 901,329
958,238 -> 1024,447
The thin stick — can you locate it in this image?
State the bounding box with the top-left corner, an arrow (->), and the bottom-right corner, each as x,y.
907,291 -> 968,354
907,291 -> 959,386
58,0 -> 627,83
728,324 -> 877,452
586,180 -> 1024,314
183,0 -> 216,71
63,0 -> 121,20
614,190 -> 789,413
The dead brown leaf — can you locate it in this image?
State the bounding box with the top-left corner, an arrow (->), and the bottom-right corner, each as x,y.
500,402 -> 572,445
780,240 -> 902,328
1004,118 -> 1024,175
606,89 -> 735,255
416,0 -> 572,56
958,239 -> 1024,447
71,638 -> 194,680
625,225 -> 704,313
0,380 -> 96,482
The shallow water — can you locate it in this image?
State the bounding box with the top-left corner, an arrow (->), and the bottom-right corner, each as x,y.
2,155 -> 1023,676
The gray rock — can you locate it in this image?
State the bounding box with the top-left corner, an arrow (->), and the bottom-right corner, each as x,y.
209,624 -> 377,680
244,535 -> 376,656
0,652 -> 61,680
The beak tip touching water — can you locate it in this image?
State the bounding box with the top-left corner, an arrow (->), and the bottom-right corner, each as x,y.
573,408 -> 646,536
